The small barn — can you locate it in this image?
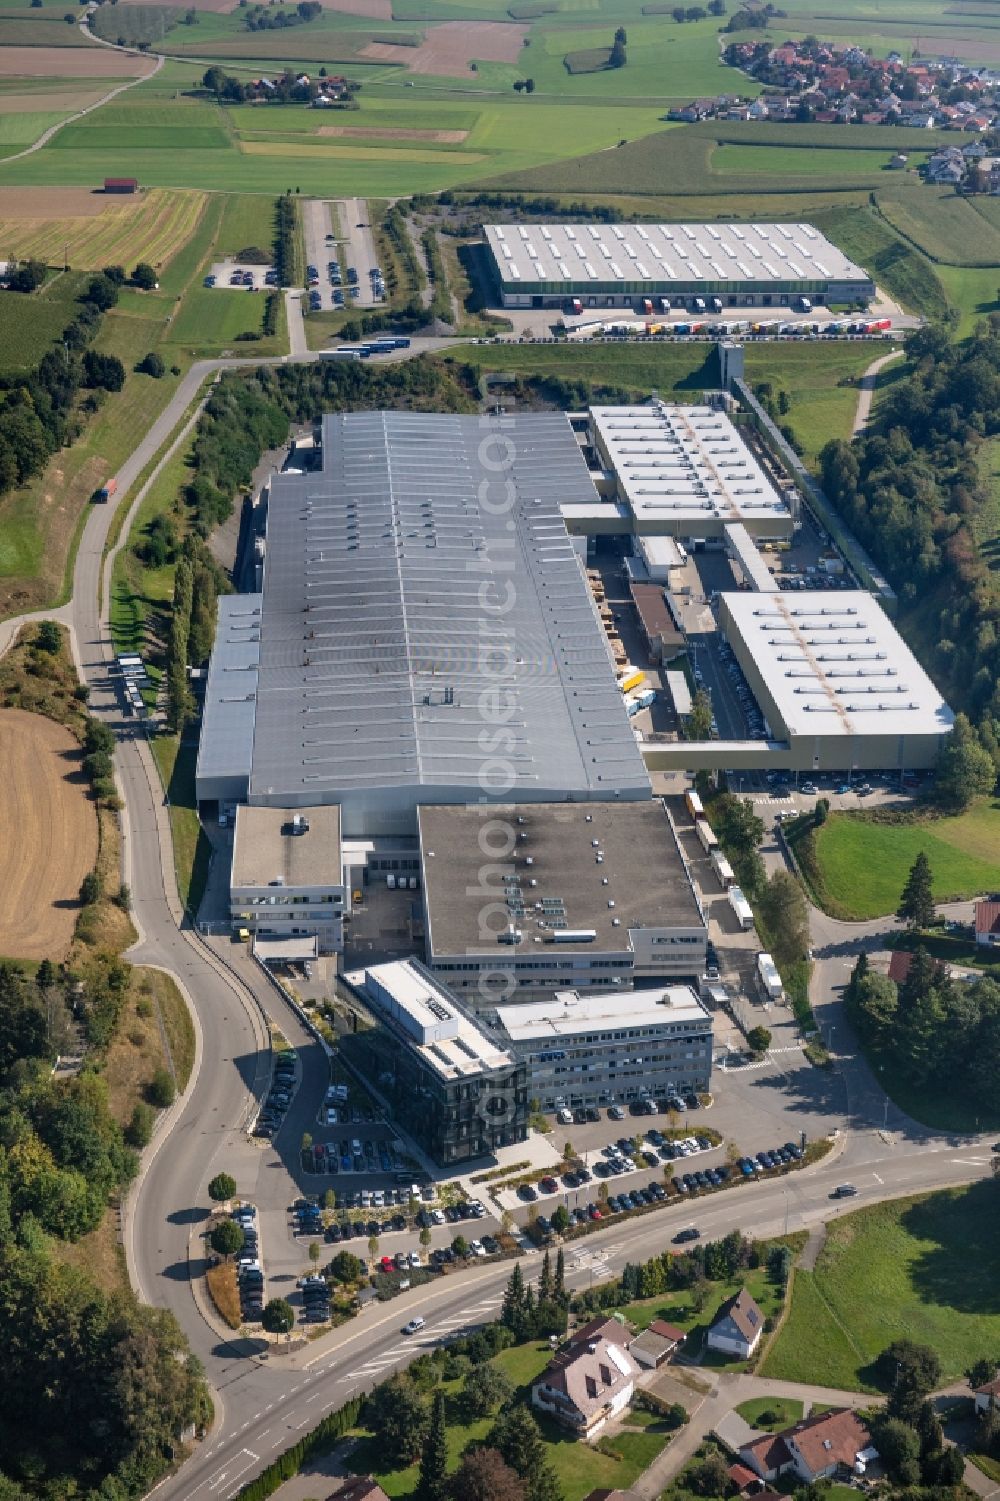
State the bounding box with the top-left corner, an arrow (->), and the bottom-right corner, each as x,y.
104,178 -> 138,194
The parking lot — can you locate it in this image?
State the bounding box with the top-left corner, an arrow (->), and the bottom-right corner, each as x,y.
204,259 -> 276,292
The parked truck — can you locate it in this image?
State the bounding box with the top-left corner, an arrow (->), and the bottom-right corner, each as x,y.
695,818 -> 719,854
570,298 -> 583,315
710,848 -> 735,888
729,885 -> 754,931
94,477 -> 117,503
757,951 -> 784,1003
619,668 -> 646,695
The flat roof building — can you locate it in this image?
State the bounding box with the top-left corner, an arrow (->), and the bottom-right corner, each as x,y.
341,959 -> 528,1164
719,591 -> 954,770
418,800 -> 706,1009
496,983 -> 712,1109
197,412 -> 650,830
484,222 -> 874,310
230,804 -> 344,954
590,404 -> 794,540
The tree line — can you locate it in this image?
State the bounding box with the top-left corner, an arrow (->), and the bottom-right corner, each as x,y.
0,275 -> 127,499
0,959 -> 209,1498
820,320 -> 1000,786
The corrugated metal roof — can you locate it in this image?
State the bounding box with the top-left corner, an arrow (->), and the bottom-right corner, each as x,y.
196,593 -> 261,791
248,412 -> 649,805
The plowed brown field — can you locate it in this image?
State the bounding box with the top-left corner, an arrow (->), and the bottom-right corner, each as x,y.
0,709 -> 98,960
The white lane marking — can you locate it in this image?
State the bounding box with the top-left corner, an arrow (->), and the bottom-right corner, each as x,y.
306,1391 -> 323,1403
871,1172 -> 884,1184
952,1157 -> 988,1165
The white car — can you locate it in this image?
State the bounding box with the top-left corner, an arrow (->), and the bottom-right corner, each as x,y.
556,1108 -> 573,1125
408,1250 -> 421,1269
403,1317 -> 425,1335
469,1240 -> 486,1257
469,1200 -> 486,1217
431,1208 -> 446,1225
325,1108 -> 338,1126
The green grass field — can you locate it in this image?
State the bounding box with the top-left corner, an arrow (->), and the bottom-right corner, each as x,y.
763,1186 -> 1000,1392
877,189 -> 1000,269
348,1341 -> 672,1501
446,340 -> 877,458
712,143 -> 923,182
808,804 -> 1000,920
0,271 -> 88,375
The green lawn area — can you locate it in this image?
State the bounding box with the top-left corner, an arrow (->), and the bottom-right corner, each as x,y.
446,342 -> 876,460
808,804 -> 1000,920
762,1186 -> 1000,1392
616,1257 -> 793,1367
0,270 -> 88,375
348,1341 -> 673,1501
735,1396 -> 803,1430
150,732 -> 211,916
712,143 -> 910,182
934,264 -> 1000,339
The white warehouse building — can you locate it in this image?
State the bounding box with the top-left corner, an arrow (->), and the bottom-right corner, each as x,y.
484,221 -> 874,310
719,591 -> 954,771
589,403 -> 795,541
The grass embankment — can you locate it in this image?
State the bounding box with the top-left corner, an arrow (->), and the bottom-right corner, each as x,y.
789,804 -> 1000,921
349,1340 -> 672,1501
763,1186 -> 1000,1392
150,732 -> 211,918
206,1260 -> 242,1329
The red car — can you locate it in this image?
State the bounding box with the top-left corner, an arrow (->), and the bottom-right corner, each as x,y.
380,1256 -> 395,1274
588,1205 -> 603,1221
539,1176 -> 558,1194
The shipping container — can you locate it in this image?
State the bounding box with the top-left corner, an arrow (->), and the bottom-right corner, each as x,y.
710,848 -> 735,888
757,951 -> 784,1002
684,789 -> 704,820
695,818 -> 718,854
619,669 -> 646,695
729,885 -> 754,931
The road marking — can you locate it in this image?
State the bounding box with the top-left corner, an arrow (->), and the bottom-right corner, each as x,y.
871,1172 -> 883,1184
952,1157 -> 988,1165
306,1391 -> 323,1402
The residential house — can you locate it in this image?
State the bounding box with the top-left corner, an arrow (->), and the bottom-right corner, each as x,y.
902,110 -> 937,128
975,900 -> 1000,946
629,1319 -> 686,1370
974,1377 -> 1000,1414
889,153 -> 909,169
739,1409 -> 876,1485
532,1332 -> 639,1439
705,1289 -> 764,1360
728,1466 -> 783,1499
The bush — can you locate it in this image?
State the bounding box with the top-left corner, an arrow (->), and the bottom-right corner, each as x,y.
125,1101 -> 156,1148
79,871 -> 101,906
147,1067 -> 175,1108
131,262 -> 157,290
137,351 -> 165,378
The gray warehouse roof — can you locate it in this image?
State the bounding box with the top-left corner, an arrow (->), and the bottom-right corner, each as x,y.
196,593 -> 262,795
419,800 -> 705,957
485,221 -> 870,289
247,412 -> 650,810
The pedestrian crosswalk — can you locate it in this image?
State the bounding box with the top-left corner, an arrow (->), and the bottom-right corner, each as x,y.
326,1295 -> 503,1384
750,794 -> 793,806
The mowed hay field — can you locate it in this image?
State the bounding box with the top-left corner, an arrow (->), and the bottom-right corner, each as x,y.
0,708 -> 98,960
0,186 -> 207,270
